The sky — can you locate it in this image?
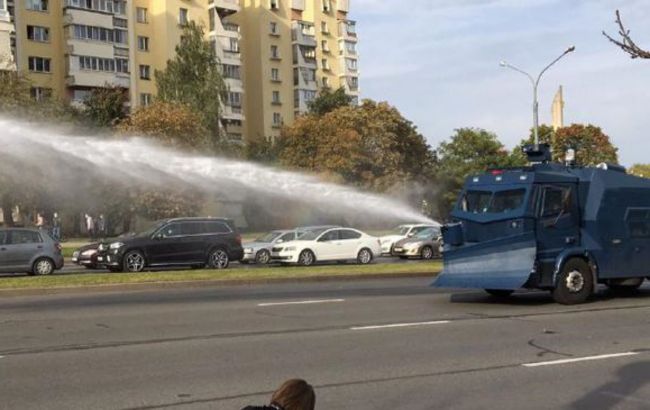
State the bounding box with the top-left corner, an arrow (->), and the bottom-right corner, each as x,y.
354,0 -> 650,166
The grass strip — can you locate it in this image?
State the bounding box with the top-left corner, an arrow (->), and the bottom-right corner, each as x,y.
0,261 -> 442,290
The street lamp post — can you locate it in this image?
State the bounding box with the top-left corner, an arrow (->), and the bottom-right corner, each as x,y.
500,46 -> 575,149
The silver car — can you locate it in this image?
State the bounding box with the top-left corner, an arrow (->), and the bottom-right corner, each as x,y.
391,227 -> 442,260
241,230 -> 300,264
0,228 -> 65,275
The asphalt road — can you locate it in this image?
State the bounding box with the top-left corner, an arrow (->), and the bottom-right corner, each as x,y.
1,278 -> 650,409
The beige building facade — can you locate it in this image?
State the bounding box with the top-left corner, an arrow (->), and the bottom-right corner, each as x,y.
0,0 -> 15,69
7,0 -> 357,142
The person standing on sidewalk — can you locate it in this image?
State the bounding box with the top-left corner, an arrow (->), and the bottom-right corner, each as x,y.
52,212 -> 62,241
85,213 -> 95,240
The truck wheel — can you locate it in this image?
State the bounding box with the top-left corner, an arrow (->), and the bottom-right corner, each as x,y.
552,259 -> 593,305
485,289 -> 514,298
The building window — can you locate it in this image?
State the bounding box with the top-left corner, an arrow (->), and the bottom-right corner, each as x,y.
270,21 -> 279,35
228,92 -> 242,107
272,91 -> 281,104
271,68 -> 280,81
30,87 -> 52,102
229,38 -> 240,53
116,58 -> 129,74
140,93 -> 152,107
0,0 -> 4,10
136,7 -> 148,23
28,56 -> 51,73
321,40 -> 329,52
322,0 -> 332,12
137,36 -> 149,51
342,40 -> 356,55
321,21 -> 329,34
273,112 -> 282,126
269,0 -> 279,10
179,8 -> 188,25
72,25 -> 117,44
321,59 -> 329,70
209,9 -> 215,31
348,76 -> 358,90
139,65 -> 150,80
79,56 -> 115,72
270,45 -> 279,59
222,64 -> 240,79
322,76 -> 330,88
27,25 -> 49,42
346,58 -> 357,71
26,0 -> 48,11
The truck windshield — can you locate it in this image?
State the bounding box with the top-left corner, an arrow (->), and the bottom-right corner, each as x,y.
461,189 -> 526,214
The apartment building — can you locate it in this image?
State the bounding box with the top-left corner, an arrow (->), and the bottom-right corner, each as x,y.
0,0 -> 14,69
7,0 -> 357,142
234,0 -> 358,141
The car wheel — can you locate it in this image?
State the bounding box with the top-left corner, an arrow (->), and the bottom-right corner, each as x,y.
298,250 -> 315,266
357,248 -> 373,265
123,251 -> 146,273
33,258 -> 54,276
207,248 -> 230,269
420,246 -> 434,260
256,249 -> 271,265
552,258 -> 593,305
485,289 -> 514,298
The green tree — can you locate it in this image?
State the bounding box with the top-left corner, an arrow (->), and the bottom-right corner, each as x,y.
280,99 -> 435,192
628,164 -> 650,178
83,85 -> 128,128
118,101 -> 210,150
514,123 -> 618,166
434,128 -> 518,220
155,21 -> 227,143
307,87 -> 353,116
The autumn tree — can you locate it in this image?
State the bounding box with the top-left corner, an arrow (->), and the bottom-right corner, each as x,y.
308,87 -> 353,116
603,10 -> 650,59
434,128 -> 519,220
628,164 -> 650,178
118,101 -> 210,150
83,85 -> 128,128
155,21 -> 227,143
280,100 -> 435,192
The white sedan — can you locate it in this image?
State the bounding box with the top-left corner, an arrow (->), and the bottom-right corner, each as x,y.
379,223 -> 440,254
271,227 -> 381,266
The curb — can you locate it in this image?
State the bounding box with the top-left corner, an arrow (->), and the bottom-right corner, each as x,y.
0,271 -> 439,297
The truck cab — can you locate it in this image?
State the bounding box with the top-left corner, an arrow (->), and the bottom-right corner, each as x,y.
434,145 -> 650,304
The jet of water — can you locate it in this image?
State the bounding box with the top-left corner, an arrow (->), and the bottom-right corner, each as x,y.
0,117 -> 436,225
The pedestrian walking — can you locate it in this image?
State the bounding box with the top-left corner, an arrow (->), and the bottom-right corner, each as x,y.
52,212 -> 62,241
36,212 -> 45,229
97,214 -> 106,238
85,213 -> 95,240
241,379 -> 315,410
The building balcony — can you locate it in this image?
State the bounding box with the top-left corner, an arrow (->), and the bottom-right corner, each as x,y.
63,7 -> 113,27
209,0 -> 240,13
291,21 -> 317,47
337,0 -> 350,13
293,45 -> 317,69
291,0 -> 305,10
67,71 -> 130,88
338,56 -> 358,76
338,20 -> 357,42
222,104 -> 244,121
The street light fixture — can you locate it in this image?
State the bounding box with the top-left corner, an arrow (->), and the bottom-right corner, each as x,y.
500,46 -> 575,149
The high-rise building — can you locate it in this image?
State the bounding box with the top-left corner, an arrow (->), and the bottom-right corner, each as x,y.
233,0 -> 358,141
7,0 -> 357,142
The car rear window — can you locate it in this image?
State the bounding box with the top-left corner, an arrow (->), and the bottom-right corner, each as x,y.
0,231 -> 7,245
9,230 -> 42,244
203,221 -> 231,234
340,230 -> 361,240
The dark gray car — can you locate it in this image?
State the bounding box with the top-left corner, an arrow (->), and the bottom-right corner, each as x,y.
0,228 -> 64,275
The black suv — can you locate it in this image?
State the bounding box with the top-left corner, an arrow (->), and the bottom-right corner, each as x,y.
98,218 -> 243,272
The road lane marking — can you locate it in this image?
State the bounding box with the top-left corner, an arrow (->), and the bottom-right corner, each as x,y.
257,299 -> 345,307
350,320 -> 450,330
522,352 -> 638,367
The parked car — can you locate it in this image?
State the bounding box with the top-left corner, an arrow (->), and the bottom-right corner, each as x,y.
0,228 -> 64,275
271,227 -> 381,266
98,218 -> 243,272
72,243 -> 100,269
391,226 -> 442,260
379,223 -> 440,255
242,230 -> 298,264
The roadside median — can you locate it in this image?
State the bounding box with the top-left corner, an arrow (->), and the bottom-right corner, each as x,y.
0,261 -> 442,296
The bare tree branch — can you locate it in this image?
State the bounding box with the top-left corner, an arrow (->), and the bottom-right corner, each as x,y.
602,9 -> 650,59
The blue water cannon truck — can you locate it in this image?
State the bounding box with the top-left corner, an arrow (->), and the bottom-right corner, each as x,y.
433,144 -> 650,304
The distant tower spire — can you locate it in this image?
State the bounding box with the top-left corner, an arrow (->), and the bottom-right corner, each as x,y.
551,86 -> 564,131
